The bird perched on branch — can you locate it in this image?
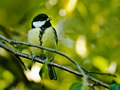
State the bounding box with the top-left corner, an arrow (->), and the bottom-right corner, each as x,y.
28,14 -> 58,80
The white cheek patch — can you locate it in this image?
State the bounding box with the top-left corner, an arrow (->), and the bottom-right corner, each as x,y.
33,21 -> 46,28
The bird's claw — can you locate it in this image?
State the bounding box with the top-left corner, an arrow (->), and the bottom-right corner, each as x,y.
0,41 -> 5,44
31,55 -> 37,62
43,57 -> 48,64
10,40 -> 18,48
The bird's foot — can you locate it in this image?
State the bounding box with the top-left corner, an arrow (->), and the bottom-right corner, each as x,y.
43,57 -> 48,64
30,55 -> 37,62
10,40 -> 18,48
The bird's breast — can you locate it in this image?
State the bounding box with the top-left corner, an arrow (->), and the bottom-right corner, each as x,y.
28,28 -> 42,56
41,27 -> 57,60
28,27 -> 57,60
41,27 -> 56,49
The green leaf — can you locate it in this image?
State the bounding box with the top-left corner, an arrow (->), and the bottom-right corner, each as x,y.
39,58 -> 50,78
39,64 -> 46,78
109,84 -> 120,90
69,82 -> 82,90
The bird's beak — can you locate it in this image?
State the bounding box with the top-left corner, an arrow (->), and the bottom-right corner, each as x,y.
46,17 -> 52,21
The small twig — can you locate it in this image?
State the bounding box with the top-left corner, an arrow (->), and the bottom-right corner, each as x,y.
88,76 -> 109,89
0,41 -> 109,88
87,71 -> 116,77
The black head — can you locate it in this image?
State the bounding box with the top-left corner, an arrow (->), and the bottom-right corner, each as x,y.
33,14 -> 48,22
32,14 -> 52,29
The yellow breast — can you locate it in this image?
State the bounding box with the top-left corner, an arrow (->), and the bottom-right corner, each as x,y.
41,27 -> 57,60
28,28 -> 42,56
28,27 -> 57,60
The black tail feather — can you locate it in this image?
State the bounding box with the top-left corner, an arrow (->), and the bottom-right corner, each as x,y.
47,65 -> 57,80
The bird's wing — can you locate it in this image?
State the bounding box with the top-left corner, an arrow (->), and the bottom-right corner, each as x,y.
52,27 -> 58,45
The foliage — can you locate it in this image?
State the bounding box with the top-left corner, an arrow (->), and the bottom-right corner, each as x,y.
0,0 -> 120,90
69,82 -> 82,90
109,84 -> 120,90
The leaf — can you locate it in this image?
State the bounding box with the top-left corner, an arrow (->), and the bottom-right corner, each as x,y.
39,64 -> 46,78
39,58 -> 50,78
69,82 -> 82,90
109,84 -> 120,90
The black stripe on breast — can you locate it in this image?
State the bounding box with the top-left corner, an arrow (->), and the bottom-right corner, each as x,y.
39,27 -> 58,46
52,27 -> 58,45
39,28 -> 45,46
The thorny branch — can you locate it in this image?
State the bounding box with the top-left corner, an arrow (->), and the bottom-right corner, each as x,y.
0,34 -> 114,89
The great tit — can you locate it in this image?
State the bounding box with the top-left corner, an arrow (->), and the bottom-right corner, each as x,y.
28,14 -> 58,80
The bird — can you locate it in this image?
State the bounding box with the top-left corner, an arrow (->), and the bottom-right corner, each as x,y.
28,14 -> 58,80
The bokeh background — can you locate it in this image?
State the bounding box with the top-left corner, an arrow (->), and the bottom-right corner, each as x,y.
0,0 -> 120,90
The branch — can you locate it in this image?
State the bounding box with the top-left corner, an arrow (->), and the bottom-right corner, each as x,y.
88,71 -> 116,77
0,41 -> 109,88
0,41 -> 82,76
0,34 -> 110,88
0,35 -> 116,76
0,34 -> 87,76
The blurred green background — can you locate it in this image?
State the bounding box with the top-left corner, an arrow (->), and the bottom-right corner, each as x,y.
0,0 -> 120,90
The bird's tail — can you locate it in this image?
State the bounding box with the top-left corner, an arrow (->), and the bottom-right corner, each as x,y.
47,65 -> 57,80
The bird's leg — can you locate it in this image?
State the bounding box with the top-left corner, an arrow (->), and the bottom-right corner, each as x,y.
9,40 -> 18,48
30,55 -> 37,62
43,57 -> 49,64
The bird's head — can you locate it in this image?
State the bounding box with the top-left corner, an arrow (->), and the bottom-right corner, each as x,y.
32,14 -> 52,29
